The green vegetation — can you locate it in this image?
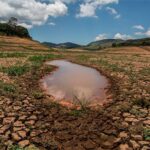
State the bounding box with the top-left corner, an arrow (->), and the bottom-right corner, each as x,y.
0,80 -> 16,94
0,52 -> 26,58
0,23 -> 30,38
28,54 -> 62,64
1,65 -> 29,76
143,128 -> 150,140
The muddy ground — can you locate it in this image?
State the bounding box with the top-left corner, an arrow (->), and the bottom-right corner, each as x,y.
0,45 -> 150,150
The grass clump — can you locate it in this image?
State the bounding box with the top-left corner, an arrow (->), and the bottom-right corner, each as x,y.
1,65 -> 29,76
143,128 -> 150,141
0,80 -> 16,93
32,91 -> 44,99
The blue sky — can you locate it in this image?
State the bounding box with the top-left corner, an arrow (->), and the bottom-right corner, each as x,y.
0,0 -> 150,44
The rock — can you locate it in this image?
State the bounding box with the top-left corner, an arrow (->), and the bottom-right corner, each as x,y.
139,141 -> 150,146
13,106 -> 21,111
18,130 -> 27,139
19,115 -> 27,121
3,117 -> 15,124
141,146 -> 150,150
121,122 -> 129,128
129,140 -> 140,150
123,113 -> 131,117
28,115 -> 37,120
125,118 -> 138,122
119,132 -> 128,138
119,144 -> 132,150
131,134 -> 143,140
82,140 -> 97,149
18,140 -> 30,148
12,133 -> 21,141
25,120 -> 35,126
13,121 -> 24,127
0,125 -> 10,134
143,120 -> 150,125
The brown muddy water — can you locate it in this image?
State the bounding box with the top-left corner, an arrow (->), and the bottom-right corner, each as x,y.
41,60 -> 109,106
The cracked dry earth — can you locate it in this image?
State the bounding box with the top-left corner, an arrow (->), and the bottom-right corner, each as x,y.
0,95 -> 150,150
0,47 -> 150,150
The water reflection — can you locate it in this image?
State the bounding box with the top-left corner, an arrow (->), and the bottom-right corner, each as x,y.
41,60 -> 109,104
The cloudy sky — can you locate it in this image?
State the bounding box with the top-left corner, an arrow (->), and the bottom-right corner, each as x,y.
0,0 -> 150,44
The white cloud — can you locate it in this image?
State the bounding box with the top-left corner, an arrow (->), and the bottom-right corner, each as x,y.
135,28 -> 150,37
95,33 -> 107,41
76,0 -> 119,18
0,0 -> 68,27
106,7 -> 120,19
133,25 -> 144,30
114,33 -> 132,40
18,23 -> 33,29
48,22 -> 56,26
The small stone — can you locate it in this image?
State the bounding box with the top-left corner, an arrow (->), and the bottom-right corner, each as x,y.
14,121 -> 24,127
25,120 -> 35,126
82,140 -> 97,149
123,113 -> 131,117
143,120 -> 150,125
19,115 -> 27,121
122,122 -> 129,128
119,144 -> 132,150
129,140 -> 140,149
125,118 -> 138,122
13,106 -> 21,111
18,130 -> 27,138
139,141 -> 150,146
141,146 -> 150,150
12,133 -> 21,141
119,132 -> 128,138
18,140 -> 30,148
28,115 -> 37,120
3,117 -> 15,124
131,134 -> 143,140
0,125 -> 10,134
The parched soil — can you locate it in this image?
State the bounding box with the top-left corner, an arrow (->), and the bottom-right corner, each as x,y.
0,45 -> 150,150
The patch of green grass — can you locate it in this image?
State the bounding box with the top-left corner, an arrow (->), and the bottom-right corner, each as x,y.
0,52 -> 26,58
0,80 -> 16,93
32,91 -> 44,99
1,65 -> 29,76
143,128 -> 150,140
8,145 -> 39,150
69,109 -> 85,116
28,54 -> 62,64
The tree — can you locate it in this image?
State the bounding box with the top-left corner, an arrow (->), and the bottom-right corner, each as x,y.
8,17 -> 18,27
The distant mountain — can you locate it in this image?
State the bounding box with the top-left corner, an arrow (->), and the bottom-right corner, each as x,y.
43,38 -> 150,50
43,42 -> 81,49
85,39 -> 124,50
43,42 -> 57,47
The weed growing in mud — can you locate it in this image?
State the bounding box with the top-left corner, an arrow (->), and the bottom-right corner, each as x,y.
69,109 -> 86,116
1,65 -> 29,76
143,128 -> 150,140
0,80 -> 16,93
32,91 -> 44,99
